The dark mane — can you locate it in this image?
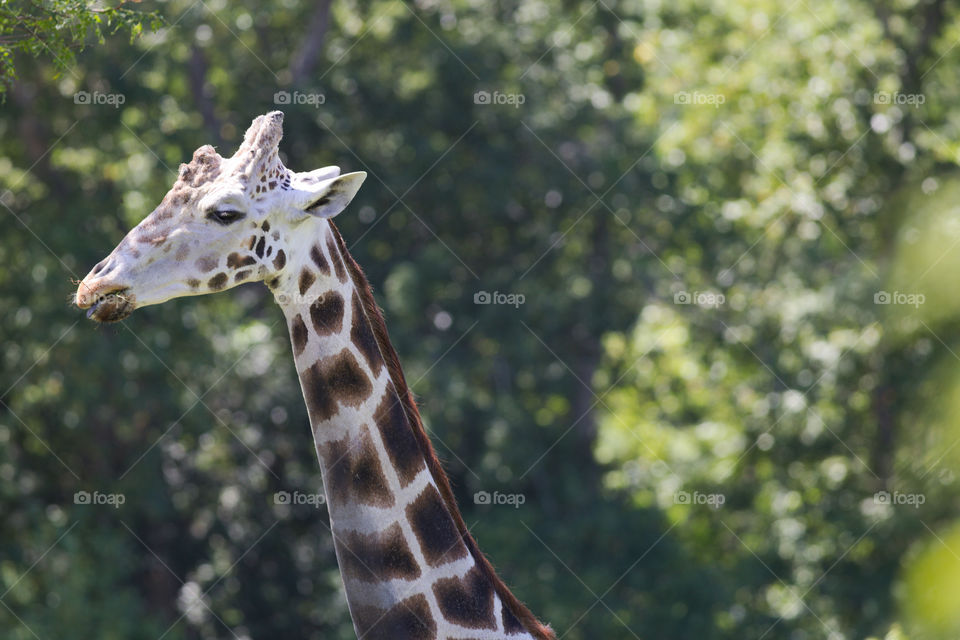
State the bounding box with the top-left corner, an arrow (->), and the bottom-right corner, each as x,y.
328,222 -> 555,640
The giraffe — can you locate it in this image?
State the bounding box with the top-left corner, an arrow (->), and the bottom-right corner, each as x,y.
75,112 -> 554,640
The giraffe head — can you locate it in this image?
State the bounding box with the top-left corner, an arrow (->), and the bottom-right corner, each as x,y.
75,111 -> 365,322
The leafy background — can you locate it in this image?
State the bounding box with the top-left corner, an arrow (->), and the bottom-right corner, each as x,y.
2,0 -> 960,638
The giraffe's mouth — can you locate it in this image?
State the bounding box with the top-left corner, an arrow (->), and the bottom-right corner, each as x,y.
85,288 -> 136,323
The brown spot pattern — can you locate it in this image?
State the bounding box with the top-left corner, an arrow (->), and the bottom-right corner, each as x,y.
351,291 -> 382,376
227,252 -> 257,268
327,236 -> 348,282
195,255 -> 218,272
407,485 -> 468,568
136,225 -> 168,245
144,232 -> 167,246
298,268 -> 316,295
301,362 -> 337,423
321,425 -> 393,508
309,244 -> 330,275
337,522 -> 419,583
290,314 -> 308,356
208,273 -> 228,290
273,249 -> 286,270
433,566 -> 497,630
353,594 -> 436,640
187,278 -> 200,289
234,270 -> 250,282
309,291 -> 344,335
255,236 -> 266,258
374,383 -> 425,486
301,349 -> 373,423
503,603 -> 526,634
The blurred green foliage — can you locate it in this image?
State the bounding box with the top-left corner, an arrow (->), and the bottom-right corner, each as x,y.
0,0 -> 161,95
2,0 -> 960,638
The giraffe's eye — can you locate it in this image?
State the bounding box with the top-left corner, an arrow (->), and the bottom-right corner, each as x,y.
207,209 -> 245,225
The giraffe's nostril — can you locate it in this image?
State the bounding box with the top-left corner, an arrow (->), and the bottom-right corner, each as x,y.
92,259 -> 108,275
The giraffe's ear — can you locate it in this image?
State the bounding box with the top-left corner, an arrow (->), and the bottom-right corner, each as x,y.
297,171 -> 367,219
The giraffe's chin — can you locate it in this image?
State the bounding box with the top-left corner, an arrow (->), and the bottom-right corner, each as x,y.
86,289 -> 136,323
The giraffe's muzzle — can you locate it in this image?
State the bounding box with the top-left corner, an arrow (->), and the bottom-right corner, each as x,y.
76,285 -> 136,323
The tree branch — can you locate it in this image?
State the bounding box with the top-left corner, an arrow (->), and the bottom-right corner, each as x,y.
289,0 -> 332,85
188,44 -> 222,146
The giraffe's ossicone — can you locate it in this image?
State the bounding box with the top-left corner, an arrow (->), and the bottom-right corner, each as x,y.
76,112 -> 554,640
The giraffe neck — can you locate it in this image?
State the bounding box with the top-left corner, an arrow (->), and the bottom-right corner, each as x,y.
273,221 -> 550,640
